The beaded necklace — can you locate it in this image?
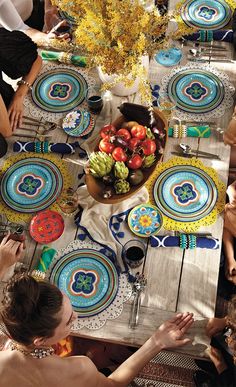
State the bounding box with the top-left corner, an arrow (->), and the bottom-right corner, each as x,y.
9,341 -> 55,359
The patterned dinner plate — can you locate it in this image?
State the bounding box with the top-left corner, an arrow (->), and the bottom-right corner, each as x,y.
128,204 -> 163,237
62,109 -> 95,137
32,68 -> 87,112
30,210 -> 64,244
180,0 -> 232,30
167,69 -> 224,113
49,248 -> 119,317
0,158 -> 63,213
154,48 -> 182,67
153,165 -> 218,222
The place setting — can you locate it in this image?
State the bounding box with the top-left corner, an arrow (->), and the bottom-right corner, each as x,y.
159,62 -> 235,121
24,62 -> 95,122
0,153 -> 72,223
46,234 -> 132,330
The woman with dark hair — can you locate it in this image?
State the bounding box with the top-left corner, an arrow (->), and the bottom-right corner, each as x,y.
0,273 -> 194,387
0,28 -> 42,135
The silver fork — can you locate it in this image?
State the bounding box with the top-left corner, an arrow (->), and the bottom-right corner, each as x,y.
129,273 -> 147,329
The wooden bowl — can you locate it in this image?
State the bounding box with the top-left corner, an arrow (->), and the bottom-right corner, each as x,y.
86,108 -> 168,204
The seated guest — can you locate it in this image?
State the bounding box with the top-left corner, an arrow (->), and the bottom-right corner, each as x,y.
0,273 -> 194,387
0,0 -> 70,45
194,297 -> 236,387
0,28 -> 42,133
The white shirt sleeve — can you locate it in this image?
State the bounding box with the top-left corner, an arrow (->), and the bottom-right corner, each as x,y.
0,0 -> 29,31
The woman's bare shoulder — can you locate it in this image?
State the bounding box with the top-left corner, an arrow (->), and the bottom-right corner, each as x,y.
61,356 -> 113,387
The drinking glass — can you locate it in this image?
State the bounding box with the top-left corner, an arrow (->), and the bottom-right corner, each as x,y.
122,240 -> 146,269
85,85 -> 104,114
157,92 -> 176,122
57,187 -> 79,215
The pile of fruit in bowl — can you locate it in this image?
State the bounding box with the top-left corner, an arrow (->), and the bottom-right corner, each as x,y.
86,103 -> 167,204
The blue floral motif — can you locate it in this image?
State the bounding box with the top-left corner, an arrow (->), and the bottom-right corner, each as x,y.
71,271 -> 96,295
18,175 -> 43,196
185,82 -> 207,100
49,83 -> 71,99
173,182 -> 197,205
197,6 -> 216,21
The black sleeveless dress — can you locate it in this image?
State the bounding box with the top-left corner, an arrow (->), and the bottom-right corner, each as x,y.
0,28 -> 38,107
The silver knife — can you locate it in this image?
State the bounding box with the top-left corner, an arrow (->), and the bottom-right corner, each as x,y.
188,57 -> 235,63
171,151 -> 220,159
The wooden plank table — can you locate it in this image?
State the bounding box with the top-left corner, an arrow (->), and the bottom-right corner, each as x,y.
0,3 -> 235,358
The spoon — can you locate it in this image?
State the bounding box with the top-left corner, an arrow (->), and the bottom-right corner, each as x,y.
179,143 -> 220,159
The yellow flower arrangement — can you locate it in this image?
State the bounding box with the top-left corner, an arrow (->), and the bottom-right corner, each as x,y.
51,0 -> 193,102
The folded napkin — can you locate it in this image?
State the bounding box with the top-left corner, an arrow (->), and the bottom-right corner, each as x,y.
40,50 -> 87,67
184,29 -> 233,42
13,140 -> 87,157
168,125 -> 211,138
75,185 -> 149,272
150,235 -> 219,249
34,245 -> 57,272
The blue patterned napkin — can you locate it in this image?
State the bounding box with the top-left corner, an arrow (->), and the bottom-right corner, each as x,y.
150,235 -> 219,249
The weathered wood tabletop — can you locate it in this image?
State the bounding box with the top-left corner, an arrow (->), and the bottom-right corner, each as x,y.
0,0 -> 235,358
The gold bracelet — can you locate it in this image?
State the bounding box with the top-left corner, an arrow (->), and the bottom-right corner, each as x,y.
17,79 -> 32,90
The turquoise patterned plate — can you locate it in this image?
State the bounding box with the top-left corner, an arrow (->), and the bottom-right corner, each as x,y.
154,48 -> 182,67
167,69 -> 224,113
128,204 -> 163,237
0,158 -> 63,213
180,0 -> 232,30
153,165 -> 218,222
62,109 -> 95,137
49,248 -> 119,317
32,68 -> 87,112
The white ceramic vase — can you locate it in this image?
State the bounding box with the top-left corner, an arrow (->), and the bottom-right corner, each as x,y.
97,55 -> 149,97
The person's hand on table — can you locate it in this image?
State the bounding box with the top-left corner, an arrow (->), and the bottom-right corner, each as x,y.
152,312 -> 194,349
206,317 -> 227,337
0,233 -> 24,280
8,94 -> 24,131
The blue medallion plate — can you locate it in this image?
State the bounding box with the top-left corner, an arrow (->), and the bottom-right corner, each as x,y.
154,48 -> 182,67
180,0 -> 232,30
0,158 -> 63,213
128,204 -> 163,237
167,69 -> 224,113
153,165 -> 218,222
62,109 -> 95,137
32,68 -> 87,112
49,248 -> 119,317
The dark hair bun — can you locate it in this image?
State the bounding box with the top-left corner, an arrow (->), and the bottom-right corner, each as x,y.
2,273 -> 40,321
